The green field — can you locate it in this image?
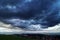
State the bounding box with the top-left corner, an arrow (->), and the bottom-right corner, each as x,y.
0,35 -> 36,40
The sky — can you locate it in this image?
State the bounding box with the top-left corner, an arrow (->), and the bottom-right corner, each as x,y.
0,21 -> 60,35
0,0 -> 60,34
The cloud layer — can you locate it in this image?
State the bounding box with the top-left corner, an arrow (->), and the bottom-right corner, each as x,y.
0,0 -> 60,31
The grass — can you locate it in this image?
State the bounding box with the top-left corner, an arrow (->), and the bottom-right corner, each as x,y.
0,35 -> 35,40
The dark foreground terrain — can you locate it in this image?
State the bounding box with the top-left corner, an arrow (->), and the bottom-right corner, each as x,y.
0,34 -> 60,40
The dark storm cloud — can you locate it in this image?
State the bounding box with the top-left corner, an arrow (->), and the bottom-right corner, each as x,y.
0,0 -> 60,30
0,0 -> 41,19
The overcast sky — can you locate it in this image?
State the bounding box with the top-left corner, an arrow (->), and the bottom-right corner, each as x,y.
0,0 -> 60,35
